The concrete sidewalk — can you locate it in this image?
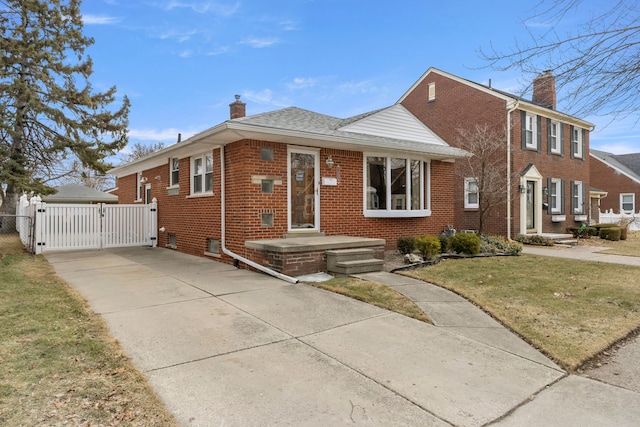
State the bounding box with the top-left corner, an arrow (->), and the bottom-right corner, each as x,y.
523,244 -> 640,266
46,247 -> 640,426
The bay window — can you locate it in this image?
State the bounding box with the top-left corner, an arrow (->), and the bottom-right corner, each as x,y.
365,155 -> 430,217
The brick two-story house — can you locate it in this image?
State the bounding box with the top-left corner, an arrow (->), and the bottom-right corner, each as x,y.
109,97 -> 468,278
399,68 -> 594,238
590,149 -> 640,215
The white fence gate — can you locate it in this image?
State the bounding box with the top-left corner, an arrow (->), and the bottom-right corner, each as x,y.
598,209 -> 640,231
26,200 -> 157,254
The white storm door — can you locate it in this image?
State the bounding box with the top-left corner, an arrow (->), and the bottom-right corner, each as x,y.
288,147 -> 320,231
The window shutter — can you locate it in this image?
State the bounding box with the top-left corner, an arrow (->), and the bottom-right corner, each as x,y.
569,125 -> 575,159
581,129 -> 586,160
560,179 -> 565,214
582,182 -> 587,214
546,118 -> 552,154
547,177 -> 552,214
570,180 -> 576,212
536,115 -> 542,153
560,124 -> 565,157
521,111 -> 527,150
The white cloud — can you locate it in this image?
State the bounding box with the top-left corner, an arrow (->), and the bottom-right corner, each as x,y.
128,127 -> 197,141
158,29 -> 198,42
162,1 -> 240,16
279,20 -> 299,31
83,14 -> 121,25
243,89 -> 290,107
286,77 -> 317,90
178,49 -> 193,58
240,37 -> 279,48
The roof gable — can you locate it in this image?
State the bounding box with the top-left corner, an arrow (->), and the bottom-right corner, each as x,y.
42,183 -> 118,203
336,104 -> 447,146
590,149 -> 640,184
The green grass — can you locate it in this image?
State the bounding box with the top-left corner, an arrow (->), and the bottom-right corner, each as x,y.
310,276 -> 431,323
0,235 -> 179,426
402,255 -> 640,370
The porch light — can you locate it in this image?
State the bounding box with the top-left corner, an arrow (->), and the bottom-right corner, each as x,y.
543,186 -> 549,196
519,184 -> 526,193
326,155 -> 335,169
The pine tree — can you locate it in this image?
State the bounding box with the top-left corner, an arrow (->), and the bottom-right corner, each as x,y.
0,0 -> 129,219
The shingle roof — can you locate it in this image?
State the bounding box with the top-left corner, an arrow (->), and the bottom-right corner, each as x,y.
42,183 -> 118,203
232,106 -> 468,158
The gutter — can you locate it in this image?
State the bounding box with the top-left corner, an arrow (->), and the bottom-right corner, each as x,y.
219,146 -> 299,284
506,100 -> 519,240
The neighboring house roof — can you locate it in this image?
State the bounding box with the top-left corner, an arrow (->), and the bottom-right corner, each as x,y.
396,67 -> 594,129
42,183 -> 119,203
109,104 -> 469,177
590,149 -> 640,185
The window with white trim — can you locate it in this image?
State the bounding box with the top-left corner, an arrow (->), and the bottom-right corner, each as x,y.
621,193 -> 635,213
549,178 -> 562,213
169,157 -> 179,187
464,178 -> 479,209
572,127 -> 583,159
136,172 -> 143,201
571,180 -> 585,214
549,121 -> 561,154
191,153 -> 213,194
525,113 -> 537,149
365,155 -> 429,217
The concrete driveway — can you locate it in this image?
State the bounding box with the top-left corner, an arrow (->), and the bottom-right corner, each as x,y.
46,247 -> 640,426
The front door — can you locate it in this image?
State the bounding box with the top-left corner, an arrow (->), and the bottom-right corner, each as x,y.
526,180 -> 535,231
288,148 -> 319,231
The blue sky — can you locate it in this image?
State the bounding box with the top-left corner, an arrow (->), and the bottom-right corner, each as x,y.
81,0 -> 640,155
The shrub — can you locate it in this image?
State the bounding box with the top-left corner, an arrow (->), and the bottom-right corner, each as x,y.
599,227 -> 621,241
480,235 -> 523,255
415,235 -> 441,260
438,235 -> 449,253
566,226 -> 594,238
448,233 -> 481,255
514,234 -> 554,246
397,236 -> 416,255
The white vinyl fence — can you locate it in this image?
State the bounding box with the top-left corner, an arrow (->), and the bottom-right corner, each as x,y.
598,209 -> 640,231
17,195 -> 157,254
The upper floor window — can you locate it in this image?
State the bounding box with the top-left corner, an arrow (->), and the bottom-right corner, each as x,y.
364,155 -> 430,217
571,126 -> 584,159
548,178 -> 563,213
464,178 -> 479,209
548,120 -> 562,155
169,157 -> 179,187
571,180 -> 585,214
621,193 -> 635,213
191,153 -> 213,194
522,112 -> 540,151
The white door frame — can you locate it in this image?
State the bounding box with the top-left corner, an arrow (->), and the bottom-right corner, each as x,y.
287,146 -> 320,232
519,165 -> 543,235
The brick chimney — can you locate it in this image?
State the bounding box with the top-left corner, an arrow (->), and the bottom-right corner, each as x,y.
229,94 -> 246,119
532,71 -> 556,109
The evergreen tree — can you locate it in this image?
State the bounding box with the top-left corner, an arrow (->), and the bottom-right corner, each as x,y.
0,0 -> 129,218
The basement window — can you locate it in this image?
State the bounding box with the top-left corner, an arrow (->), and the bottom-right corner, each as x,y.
167,233 -> 177,249
206,238 -> 220,255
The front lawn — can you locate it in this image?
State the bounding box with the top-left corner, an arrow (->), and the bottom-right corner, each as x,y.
0,235 -> 178,426
578,230 -> 640,257
402,255 -> 640,370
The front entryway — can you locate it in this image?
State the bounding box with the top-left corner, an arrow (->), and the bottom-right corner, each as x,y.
519,164 -> 543,235
526,180 -> 536,231
288,147 -> 320,231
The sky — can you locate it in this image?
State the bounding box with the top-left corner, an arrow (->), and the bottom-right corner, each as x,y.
80,0 -> 640,155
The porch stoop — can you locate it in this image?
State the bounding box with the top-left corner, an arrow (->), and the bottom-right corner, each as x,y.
326,248 -> 385,275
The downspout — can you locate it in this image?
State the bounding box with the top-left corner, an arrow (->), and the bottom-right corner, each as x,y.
219,146 -> 299,284
506,100 -> 519,240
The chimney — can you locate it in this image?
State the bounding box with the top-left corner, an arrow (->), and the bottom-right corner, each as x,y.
229,94 -> 246,119
532,70 -> 556,109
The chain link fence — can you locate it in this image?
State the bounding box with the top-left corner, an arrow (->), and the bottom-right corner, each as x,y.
0,215 -> 35,254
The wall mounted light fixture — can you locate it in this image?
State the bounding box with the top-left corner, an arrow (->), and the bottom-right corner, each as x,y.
326,155 -> 335,169
519,184 -> 526,193
140,176 -> 148,184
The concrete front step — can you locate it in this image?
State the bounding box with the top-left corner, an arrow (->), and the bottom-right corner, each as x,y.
330,259 -> 385,275
555,239 -> 578,246
326,249 -> 384,274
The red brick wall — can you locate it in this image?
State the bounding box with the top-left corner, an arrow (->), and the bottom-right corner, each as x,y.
591,155 -> 640,213
114,139 -> 457,266
401,70 -> 591,236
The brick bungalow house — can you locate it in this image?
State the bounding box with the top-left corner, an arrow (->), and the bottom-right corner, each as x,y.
108,97 -> 468,278
590,149 -> 640,216
398,68 -> 594,239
